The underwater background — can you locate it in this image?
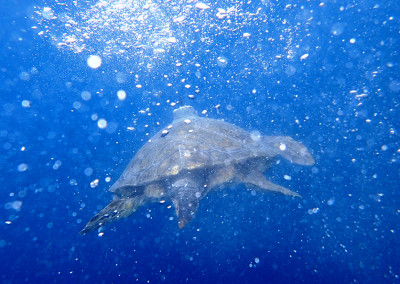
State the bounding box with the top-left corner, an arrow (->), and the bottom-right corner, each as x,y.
1,0 -> 399,283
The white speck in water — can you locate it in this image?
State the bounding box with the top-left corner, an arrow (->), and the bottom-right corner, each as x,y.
21,100 -> 31,108
243,32 -> 251,37
217,56 -> 228,68
53,160 -> 62,170
327,198 -> 335,206
87,55 -> 102,69
117,90 -> 126,101
255,258 -> 260,264
250,131 -> 261,141
284,175 -> 292,181
331,23 -> 345,36
174,16 -> 185,22
308,207 -> 320,215
90,179 -> 99,188
42,7 -> 54,19
216,10 -> 227,20
81,91 -> 91,101
300,54 -> 309,60
279,144 -> 287,151
195,3 -> 210,10
73,101 -> 81,109
5,201 -> 23,211
97,119 -> 107,129
17,163 -> 28,172
195,192 -> 201,198
167,37 -> 177,43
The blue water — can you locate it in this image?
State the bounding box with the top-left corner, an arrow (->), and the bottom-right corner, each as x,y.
1,0 -> 399,283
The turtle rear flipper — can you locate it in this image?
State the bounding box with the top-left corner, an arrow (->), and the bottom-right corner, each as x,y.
79,197 -> 143,235
170,177 -> 202,229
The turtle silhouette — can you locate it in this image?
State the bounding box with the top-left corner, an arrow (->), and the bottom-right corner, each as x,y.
80,106 -> 314,234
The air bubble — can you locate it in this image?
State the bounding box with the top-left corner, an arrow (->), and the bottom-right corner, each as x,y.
81,91 -> 91,101
97,119 -> 107,129
117,90 -> 126,101
195,3 -> 210,9
17,163 -> 28,172
217,56 -> 228,68
250,131 -> 261,141
87,55 -> 102,69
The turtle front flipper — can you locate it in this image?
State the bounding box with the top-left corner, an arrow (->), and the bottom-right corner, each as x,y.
236,167 -> 301,198
79,197 -> 143,235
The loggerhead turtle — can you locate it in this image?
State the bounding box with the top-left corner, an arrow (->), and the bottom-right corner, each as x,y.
80,106 -> 314,234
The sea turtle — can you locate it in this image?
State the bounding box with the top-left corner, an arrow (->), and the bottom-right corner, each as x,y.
80,106 -> 314,234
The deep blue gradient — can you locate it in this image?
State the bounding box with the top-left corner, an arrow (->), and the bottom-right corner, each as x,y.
1,0 -> 399,283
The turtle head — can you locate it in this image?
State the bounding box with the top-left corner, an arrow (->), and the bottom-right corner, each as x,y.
173,106 -> 198,121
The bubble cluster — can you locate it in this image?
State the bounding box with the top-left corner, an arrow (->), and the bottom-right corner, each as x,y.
33,1 -> 178,56
32,0 -> 293,63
